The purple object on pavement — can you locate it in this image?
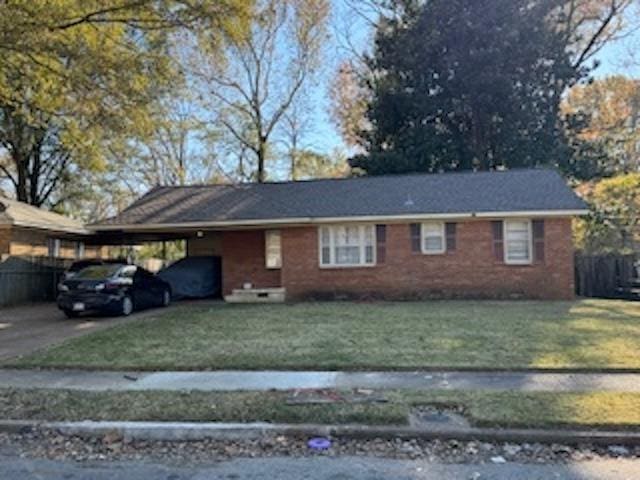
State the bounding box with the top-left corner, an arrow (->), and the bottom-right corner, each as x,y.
307,437 -> 332,450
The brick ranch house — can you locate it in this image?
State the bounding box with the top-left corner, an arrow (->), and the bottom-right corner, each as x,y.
91,168 -> 589,301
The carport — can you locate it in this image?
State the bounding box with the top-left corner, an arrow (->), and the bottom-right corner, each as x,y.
84,227 -> 224,299
88,220 -> 284,303
84,228 -> 220,257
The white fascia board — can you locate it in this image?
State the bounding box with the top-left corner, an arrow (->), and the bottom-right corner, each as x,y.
89,210 -> 588,233
474,209 -> 590,218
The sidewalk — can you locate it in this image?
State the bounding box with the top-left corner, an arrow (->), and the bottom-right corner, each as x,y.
2,369 -> 640,392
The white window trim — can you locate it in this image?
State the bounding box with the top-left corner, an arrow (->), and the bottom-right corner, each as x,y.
318,225 -> 376,268
265,230 -> 282,269
503,219 -> 533,265
421,221 -> 446,255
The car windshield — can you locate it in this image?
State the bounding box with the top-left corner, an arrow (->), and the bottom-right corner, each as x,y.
74,264 -> 123,280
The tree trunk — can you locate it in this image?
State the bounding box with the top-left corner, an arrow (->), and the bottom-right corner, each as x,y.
290,151 -> 296,181
15,152 -> 29,203
257,137 -> 267,183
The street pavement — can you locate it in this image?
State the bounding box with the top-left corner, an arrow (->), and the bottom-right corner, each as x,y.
2,455 -> 640,479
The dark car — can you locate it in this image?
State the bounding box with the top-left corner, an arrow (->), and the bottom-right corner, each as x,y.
57,264 -> 171,318
62,258 -> 128,281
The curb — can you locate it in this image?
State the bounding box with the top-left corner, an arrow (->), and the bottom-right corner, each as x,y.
6,366 -> 640,374
2,420 -> 640,446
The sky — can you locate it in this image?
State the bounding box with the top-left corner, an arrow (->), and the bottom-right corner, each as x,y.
594,28 -> 640,78
304,3 -> 640,158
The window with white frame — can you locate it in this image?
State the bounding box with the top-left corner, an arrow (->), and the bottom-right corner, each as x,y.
319,225 -> 375,267
265,230 -> 282,269
421,222 -> 445,254
504,220 -> 532,264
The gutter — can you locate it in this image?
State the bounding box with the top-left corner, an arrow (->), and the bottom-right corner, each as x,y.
89,210 -> 590,233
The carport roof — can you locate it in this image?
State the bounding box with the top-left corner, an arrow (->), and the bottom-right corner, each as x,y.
91,168 -> 588,230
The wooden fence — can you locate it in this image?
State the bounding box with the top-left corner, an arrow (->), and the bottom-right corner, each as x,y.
575,253 -> 638,299
0,256 -> 71,307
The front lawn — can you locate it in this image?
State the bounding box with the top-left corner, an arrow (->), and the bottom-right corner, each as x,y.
3,388 -> 640,430
8,299 -> 640,371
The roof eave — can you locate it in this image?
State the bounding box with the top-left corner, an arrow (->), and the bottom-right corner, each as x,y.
12,219 -> 91,236
90,209 -> 590,232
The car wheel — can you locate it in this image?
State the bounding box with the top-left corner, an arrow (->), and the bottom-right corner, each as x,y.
63,309 -> 80,319
162,289 -> 171,307
121,296 -> 134,316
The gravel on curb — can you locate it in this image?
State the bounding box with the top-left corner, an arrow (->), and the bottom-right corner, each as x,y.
0,420 -> 640,446
3,420 -> 640,447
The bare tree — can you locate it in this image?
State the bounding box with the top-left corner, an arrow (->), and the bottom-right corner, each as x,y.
556,0 -> 637,70
279,90 -> 319,180
133,100 -> 210,187
193,0 -> 329,182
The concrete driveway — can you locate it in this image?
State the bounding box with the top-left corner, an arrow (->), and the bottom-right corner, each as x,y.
0,303 -> 158,361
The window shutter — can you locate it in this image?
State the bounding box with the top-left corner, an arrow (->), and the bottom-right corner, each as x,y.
445,222 -> 457,252
376,224 -> 387,263
492,221 -> 504,262
532,220 -> 545,263
410,223 -> 421,253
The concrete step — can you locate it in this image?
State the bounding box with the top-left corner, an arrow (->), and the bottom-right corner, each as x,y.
225,288 -> 286,303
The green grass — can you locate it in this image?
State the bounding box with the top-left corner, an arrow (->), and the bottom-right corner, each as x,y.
8,299 -> 640,371
2,388 -> 640,430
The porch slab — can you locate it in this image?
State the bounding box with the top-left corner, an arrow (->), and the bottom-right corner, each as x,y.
224,287 -> 286,303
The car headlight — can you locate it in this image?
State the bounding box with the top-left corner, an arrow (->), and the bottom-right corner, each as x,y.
95,283 -> 105,291
58,284 -> 69,292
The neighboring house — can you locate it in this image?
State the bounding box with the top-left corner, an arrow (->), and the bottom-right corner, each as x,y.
0,197 -> 109,306
92,168 -> 589,301
0,197 -> 104,260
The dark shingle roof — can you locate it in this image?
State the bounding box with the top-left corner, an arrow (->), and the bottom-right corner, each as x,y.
93,168 -> 588,228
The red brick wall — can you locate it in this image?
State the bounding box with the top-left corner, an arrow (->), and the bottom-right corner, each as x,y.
279,219 -> 575,300
221,230 -> 282,295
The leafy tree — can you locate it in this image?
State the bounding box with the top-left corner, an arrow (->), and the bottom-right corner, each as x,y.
333,0 -> 634,175
0,1 -> 250,206
575,173 -> 640,252
288,149 -> 349,180
0,106 -> 72,207
563,76 -> 640,179
349,0 -> 583,175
